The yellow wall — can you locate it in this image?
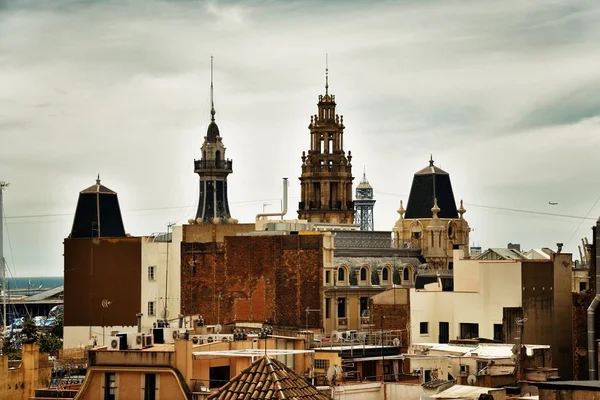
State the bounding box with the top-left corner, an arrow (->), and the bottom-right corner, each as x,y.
0,343 -> 52,400
75,367 -> 187,400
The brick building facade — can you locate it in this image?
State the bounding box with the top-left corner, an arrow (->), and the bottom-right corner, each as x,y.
181,234 -> 324,328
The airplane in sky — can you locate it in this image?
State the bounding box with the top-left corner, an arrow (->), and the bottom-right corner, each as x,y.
549,202 -> 558,205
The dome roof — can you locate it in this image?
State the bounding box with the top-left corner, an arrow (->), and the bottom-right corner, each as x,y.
206,121 -> 220,143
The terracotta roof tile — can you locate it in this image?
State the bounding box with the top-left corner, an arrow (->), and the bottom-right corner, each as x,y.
208,356 -> 331,400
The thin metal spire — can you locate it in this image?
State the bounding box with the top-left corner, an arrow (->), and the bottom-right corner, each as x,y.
96,173 -> 100,185
210,55 -> 215,122
325,53 -> 329,95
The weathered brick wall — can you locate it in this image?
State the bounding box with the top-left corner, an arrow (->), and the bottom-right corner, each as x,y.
573,291 -> 593,380
181,234 -> 323,328
180,242 -> 226,322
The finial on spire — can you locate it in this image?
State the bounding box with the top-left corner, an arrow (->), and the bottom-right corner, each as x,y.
96,174 -> 101,185
397,200 -> 405,219
458,199 -> 466,219
210,55 -> 215,122
429,154 -> 434,167
431,197 -> 440,218
325,53 -> 329,95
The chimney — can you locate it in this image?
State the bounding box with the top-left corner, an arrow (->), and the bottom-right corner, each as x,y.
136,313 -> 143,333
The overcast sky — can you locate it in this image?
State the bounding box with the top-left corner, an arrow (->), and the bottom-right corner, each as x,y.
1,0 -> 600,277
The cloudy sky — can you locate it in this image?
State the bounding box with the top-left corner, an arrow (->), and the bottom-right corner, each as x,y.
1,0 -> 599,277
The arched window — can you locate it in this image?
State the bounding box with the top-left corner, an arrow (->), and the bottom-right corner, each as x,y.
338,268 -> 345,282
403,267 -> 410,282
215,150 -> 221,168
382,267 -> 389,281
360,267 -> 367,281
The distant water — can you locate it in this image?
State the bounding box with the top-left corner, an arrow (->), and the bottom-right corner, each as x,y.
6,276 -> 63,290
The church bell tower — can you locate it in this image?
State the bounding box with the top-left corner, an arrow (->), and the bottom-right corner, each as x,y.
298,62 -> 355,224
193,57 -> 233,224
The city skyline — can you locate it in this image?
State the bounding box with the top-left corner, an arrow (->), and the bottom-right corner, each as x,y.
1,0 -> 600,276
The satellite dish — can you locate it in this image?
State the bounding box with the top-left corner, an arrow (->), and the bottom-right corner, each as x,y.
215,324 -> 222,334
467,375 -> 477,385
172,331 -> 179,340
392,338 -> 400,347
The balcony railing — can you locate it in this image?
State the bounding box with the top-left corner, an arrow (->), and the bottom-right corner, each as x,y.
194,159 -> 233,171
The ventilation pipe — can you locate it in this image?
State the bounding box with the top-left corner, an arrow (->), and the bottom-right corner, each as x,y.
136,313 -> 143,333
255,178 -> 288,221
178,314 -> 184,329
588,221 -> 600,379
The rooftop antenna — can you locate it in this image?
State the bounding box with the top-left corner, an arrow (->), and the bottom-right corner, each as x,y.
325,54 -> 329,95
210,55 -> 215,122
0,181 -> 8,331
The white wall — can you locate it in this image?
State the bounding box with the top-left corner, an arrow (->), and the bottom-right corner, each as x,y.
140,226 -> 181,332
411,254 -> 522,343
64,325 -> 138,349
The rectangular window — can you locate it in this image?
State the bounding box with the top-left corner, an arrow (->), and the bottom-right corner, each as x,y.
148,266 -> 155,281
580,282 -> 587,292
337,297 -> 346,318
460,323 -> 479,339
314,359 -> 330,370
104,373 -> 116,400
360,297 -> 369,317
144,373 -> 156,400
493,324 -> 503,341
325,271 -> 330,284
420,322 -> 429,335
325,298 -> 330,319
148,301 -> 155,316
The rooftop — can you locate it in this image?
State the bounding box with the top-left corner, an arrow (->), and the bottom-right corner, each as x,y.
207,355 -> 331,400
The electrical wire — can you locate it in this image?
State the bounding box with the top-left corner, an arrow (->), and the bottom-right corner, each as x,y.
376,190 -> 598,221
565,193 -> 600,247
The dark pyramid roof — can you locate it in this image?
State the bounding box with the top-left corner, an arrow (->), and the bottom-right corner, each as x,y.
404,158 -> 459,219
208,356 -> 332,400
69,176 -> 126,238
206,121 -> 220,143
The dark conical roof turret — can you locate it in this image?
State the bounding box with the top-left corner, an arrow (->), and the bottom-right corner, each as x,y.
69,175 -> 126,238
404,156 -> 459,219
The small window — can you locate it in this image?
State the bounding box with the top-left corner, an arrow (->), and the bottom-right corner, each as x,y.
314,359 -> 330,370
325,298 -> 330,319
360,267 -> 368,282
148,301 -> 155,317
338,268 -> 345,282
360,297 -> 369,317
144,373 -> 156,400
337,297 -> 346,318
325,271 -> 331,284
493,324 -> 503,341
412,231 -> 421,240
148,266 -> 155,281
403,268 -> 410,282
460,323 -> 479,339
420,322 -> 429,335
104,373 -> 116,400
382,267 -> 389,281
580,282 -> 587,292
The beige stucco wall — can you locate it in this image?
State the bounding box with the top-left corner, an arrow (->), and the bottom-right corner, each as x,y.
411,255 -> 522,343
75,367 -> 187,400
141,225 -> 182,331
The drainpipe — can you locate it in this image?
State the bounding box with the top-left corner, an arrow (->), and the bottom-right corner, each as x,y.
136,313 -> 143,333
588,222 -> 600,379
255,178 -> 288,221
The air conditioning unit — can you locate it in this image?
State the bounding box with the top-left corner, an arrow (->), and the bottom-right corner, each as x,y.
143,334 -> 154,348
108,336 -> 121,351
129,333 -> 144,350
108,334 -> 127,351
191,335 -> 201,345
206,336 -> 214,343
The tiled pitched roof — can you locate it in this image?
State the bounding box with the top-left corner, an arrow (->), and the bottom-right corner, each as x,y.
208,356 -> 332,400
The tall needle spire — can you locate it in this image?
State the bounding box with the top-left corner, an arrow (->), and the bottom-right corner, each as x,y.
210,55 -> 215,122
325,54 -> 329,95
